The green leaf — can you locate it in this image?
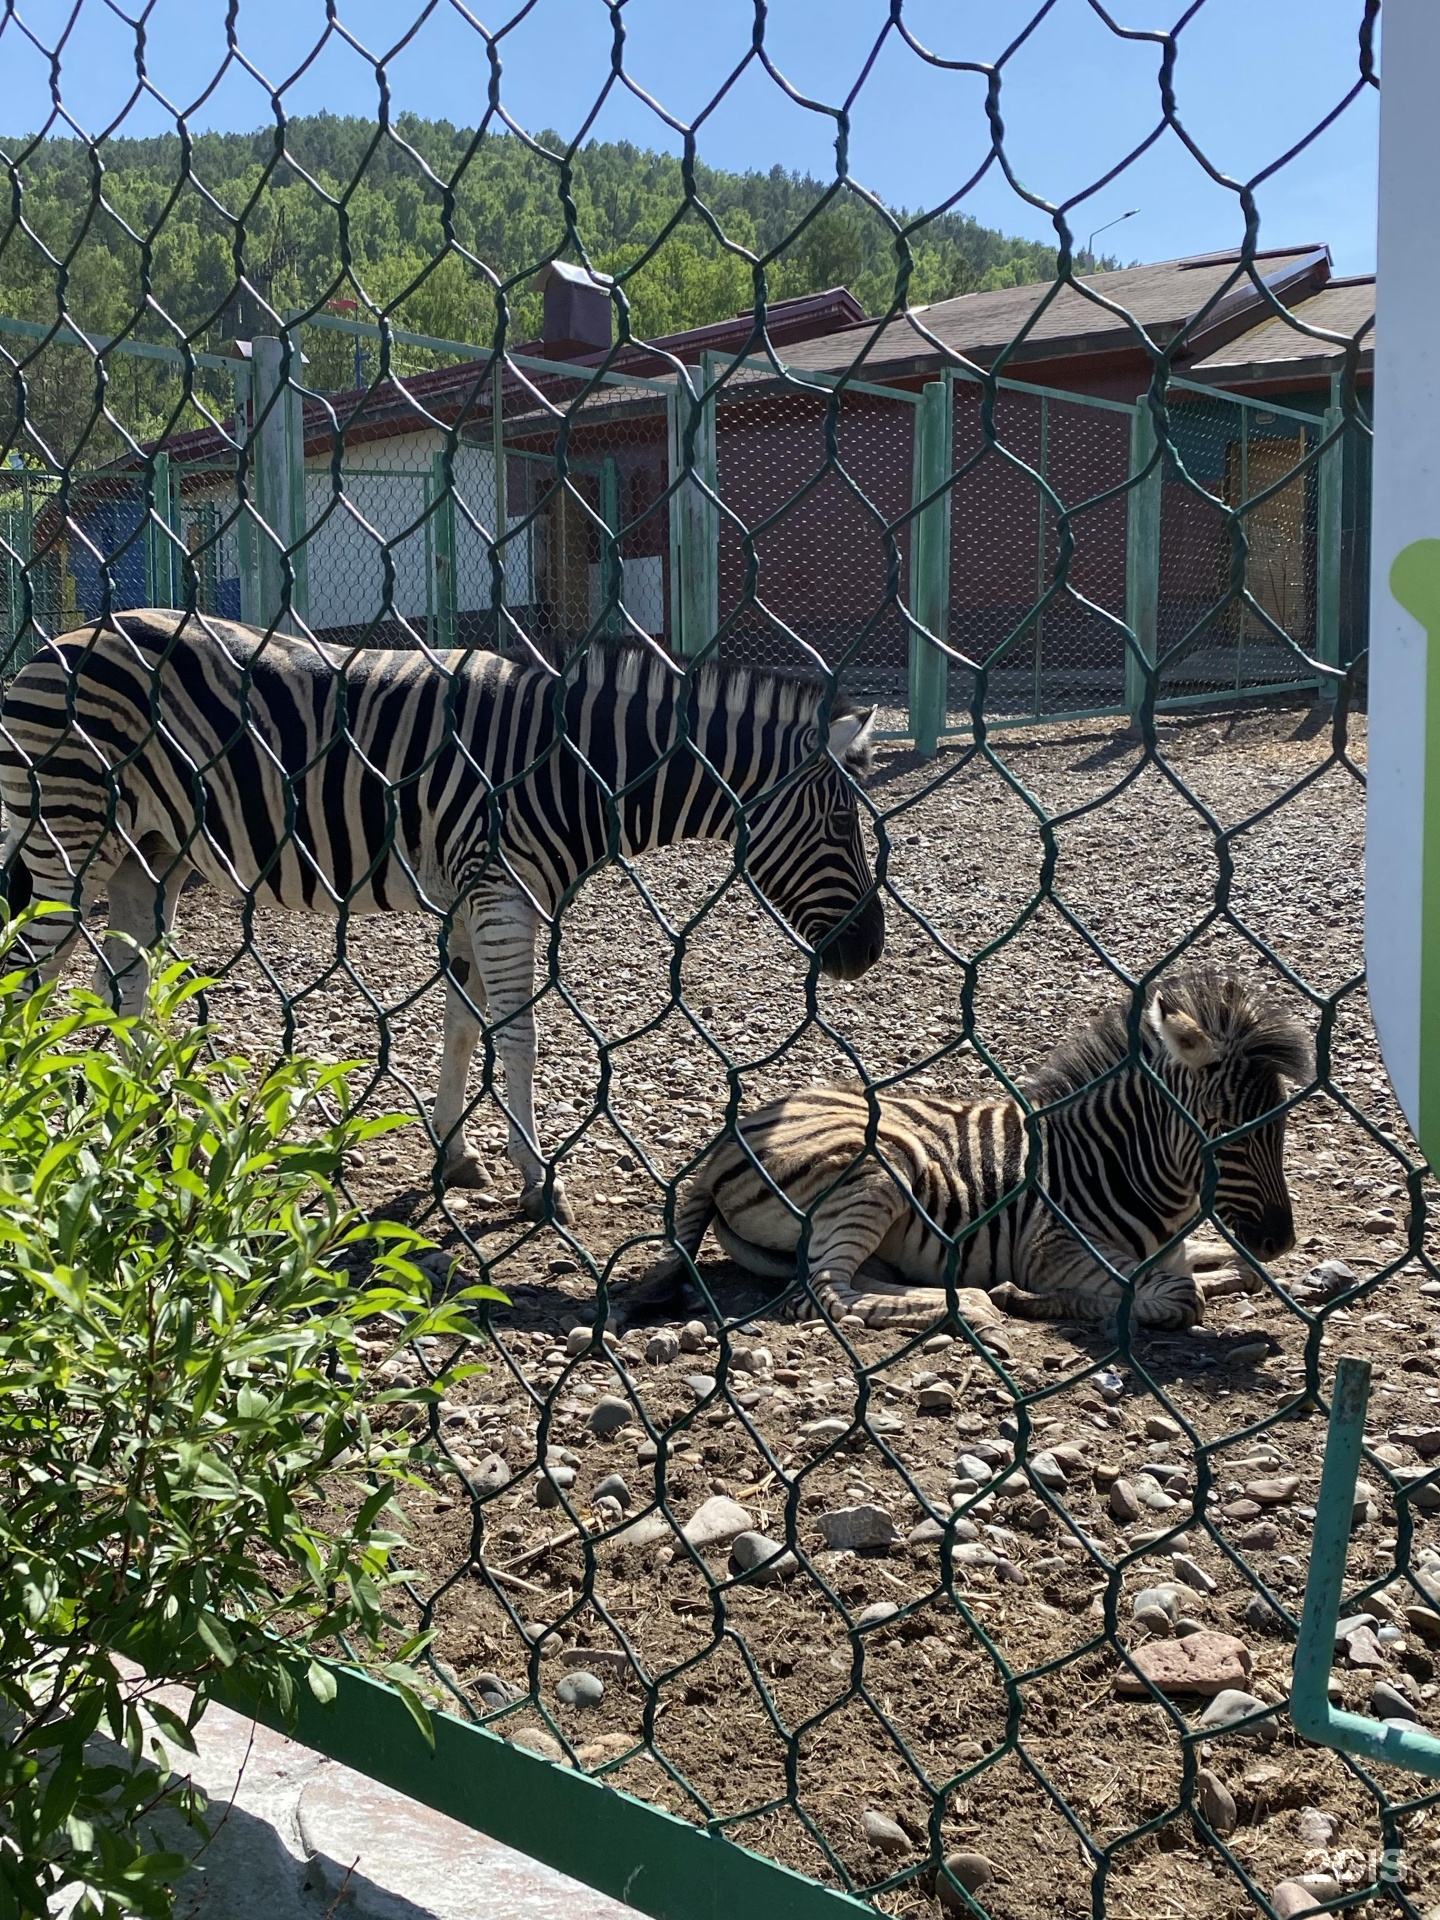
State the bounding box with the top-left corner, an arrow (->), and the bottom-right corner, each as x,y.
306,1661 -> 337,1706
194,1613 -> 236,1667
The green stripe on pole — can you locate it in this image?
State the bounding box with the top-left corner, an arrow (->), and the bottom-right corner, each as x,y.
1390,538 -> 1440,1162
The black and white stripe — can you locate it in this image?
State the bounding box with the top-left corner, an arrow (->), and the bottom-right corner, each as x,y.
624,969 -> 1312,1331
0,609 -> 884,1218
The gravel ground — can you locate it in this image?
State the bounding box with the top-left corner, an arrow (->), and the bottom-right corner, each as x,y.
101,696 -> 1440,1916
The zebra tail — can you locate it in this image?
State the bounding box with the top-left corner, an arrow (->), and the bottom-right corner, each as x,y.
1,850 -> 33,915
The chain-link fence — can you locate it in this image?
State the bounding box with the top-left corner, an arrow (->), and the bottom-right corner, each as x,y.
0,7 -> 1412,1920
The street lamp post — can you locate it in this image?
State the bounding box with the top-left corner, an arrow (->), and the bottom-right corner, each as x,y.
1084,208 -> 1140,270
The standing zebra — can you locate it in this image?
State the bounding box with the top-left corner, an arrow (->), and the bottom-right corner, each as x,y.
621,969 -> 1311,1331
0,610 -> 884,1220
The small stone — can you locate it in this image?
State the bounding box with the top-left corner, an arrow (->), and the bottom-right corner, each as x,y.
1393,1425 -> 1440,1457
959,1453 -> 995,1483
1224,1500 -> 1264,1522
922,1333 -> 955,1353
1092,1462 -> 1122,1490
908,1518 -> 945,1549
1199,1689 -> 1276,1736
731,1530 -> 797,1582
1301,1259 -> 1357,1298
918,1384 -> 955,1413
1175,1617 -> 1206,1637
593,1473 -> 633,1509
1146,1415 -> 1183,1442
1030,1449 -> 1067,1488
645,1330 -> 680,1364
1110,1478 -> 1142,1523
587,1396 -> 632,1437
1373,1679 -> 1418,1721
507,1727 -> 567,1762
679,1320 -> 709,1353
1273,1878 -> 1341,1919
1344,1624 -> 1386,1669
555,1671 -> 604,1709
1172,1552 -> 1217,1595
560,1647 -> 629,1673
535,1465 -> 576,1508
1196,1766 -> 1237,1834
817,1504 -> 899,1551
802,1417 -> 852,1441
465,1452 -> 510,1493
1132,1472 -> 1176,1512
683,1495 -> 752,1548
995,1559 -> 1024,1586
1406,1605 -> 1440,1642
937,1852 -> 997,1911
861,1810 -> 910,1854
1297,1807 -> 1339,1847
1115,1632 -> 1253,1697
549,1257 -> 580,1276
636,1438 -> 658,1465
1246,1476 -> 1300,1505
1237,1522 -> 1280,1550
1227,1339 -> 1275,1366
685,1373 -> 717,1401
1244,1593 -> 1287,1636
474,1671 -> 517,1706
1134,1585 -> 1182,1624
565,1325 -> 595,1357
952,1543 -> 998,1569
857,1601 -> 900,1626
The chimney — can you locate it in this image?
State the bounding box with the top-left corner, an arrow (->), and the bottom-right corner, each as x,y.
534,261 -> 614,359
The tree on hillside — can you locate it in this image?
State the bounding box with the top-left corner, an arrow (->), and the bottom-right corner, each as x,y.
0,113 -> 1068,462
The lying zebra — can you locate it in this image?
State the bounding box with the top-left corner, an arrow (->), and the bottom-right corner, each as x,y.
622,968 -> 1312,1331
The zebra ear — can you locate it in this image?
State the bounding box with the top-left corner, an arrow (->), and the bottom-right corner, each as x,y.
1148,994 -> 1222,1070
827,707 -> 876,768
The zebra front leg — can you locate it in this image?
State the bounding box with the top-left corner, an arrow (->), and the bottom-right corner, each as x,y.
995,1226 -> 1204,1331
795,1181 -> 909,1326
462,887 -> 573,1226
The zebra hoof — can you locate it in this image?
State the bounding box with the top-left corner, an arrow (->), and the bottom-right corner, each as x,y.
441,1149 -> 497,1193
519,1179 -> 574,1226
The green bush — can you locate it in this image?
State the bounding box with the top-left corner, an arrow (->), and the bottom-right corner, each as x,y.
0,940 -> 499,1920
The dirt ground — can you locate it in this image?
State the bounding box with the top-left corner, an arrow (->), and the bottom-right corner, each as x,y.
113,697 -> 1440,1915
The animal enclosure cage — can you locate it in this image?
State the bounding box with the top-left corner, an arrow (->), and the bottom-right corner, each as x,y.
0,7 -> 1405,1920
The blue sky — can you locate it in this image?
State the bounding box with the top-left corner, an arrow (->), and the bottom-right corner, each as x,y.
5,0 -> 1380,275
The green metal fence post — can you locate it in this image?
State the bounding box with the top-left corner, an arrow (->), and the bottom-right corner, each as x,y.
601,453 -> 621,635
234,362 -> 259,627
668,352 -> 718,659
907,375 -> 952,757
251,332 -> 308,634
1124,401 -> 1161,718
145,450 -> 176,609
1315,386 -> 1345,700
1293,1354 -> 1440,1776
492,357 -> 507,646
431,450 -> 458,650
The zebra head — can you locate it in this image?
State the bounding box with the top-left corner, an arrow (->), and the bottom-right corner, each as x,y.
1146,971 -> 1314,1261
741,701 -> 884,981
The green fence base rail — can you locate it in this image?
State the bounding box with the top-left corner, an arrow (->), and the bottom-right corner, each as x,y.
200,1654 -> 875,1920
1292,1354 -> 1440,1776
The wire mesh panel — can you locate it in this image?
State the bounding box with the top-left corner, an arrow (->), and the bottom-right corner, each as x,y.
947,379 -> 1135,723
0,9 -> 1408,1920
1157,389 -> 1324,703
714,369 -> 916,695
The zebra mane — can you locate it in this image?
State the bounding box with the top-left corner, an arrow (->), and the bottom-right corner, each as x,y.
577,644 -> 870,771
1023,967 -> 1314,1102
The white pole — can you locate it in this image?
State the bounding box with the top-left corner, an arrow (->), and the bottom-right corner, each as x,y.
1365,0 -> 1440,1159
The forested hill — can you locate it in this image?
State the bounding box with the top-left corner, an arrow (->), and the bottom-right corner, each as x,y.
0,112 -> 1059,354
